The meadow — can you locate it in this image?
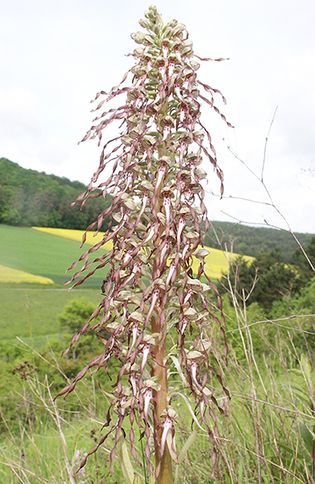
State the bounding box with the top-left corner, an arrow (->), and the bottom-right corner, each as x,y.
0,265 -> 53,285
0,222 -> 251,344
0,287 -> 100,342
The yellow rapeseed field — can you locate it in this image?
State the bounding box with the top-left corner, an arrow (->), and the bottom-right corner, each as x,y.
0,264 -> 54,285
33,227 -> 253,279
33,227 -> 113,251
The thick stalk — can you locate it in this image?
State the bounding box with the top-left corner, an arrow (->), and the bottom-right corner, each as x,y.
152,315 -> 173,484
150,102 -> 173,483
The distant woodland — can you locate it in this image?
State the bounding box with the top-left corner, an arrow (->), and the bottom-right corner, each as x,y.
0,158 -> 111,230
205,221 -> 314,262
0,157 -> 313,262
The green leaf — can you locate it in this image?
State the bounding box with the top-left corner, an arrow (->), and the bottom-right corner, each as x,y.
300,354 -> 315,389
178,430 -> 197,464
299,422 -> 314,454
121,441 -> 135,484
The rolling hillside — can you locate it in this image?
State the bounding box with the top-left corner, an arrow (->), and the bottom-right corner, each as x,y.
0,265 -> 53,285
0,287 -> 100,341
1,158 -> 313,262
0,157 -> 111,230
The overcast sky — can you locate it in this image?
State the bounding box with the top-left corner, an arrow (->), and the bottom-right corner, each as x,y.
1,0 -> 314,233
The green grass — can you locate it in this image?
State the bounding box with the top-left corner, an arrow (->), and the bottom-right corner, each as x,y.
0,287 -> 100,340
0,416 -> 124,483
0,357 -> 312,483
0,225 -> 105,285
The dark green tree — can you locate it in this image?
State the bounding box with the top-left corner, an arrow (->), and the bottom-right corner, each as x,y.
59,299 -> 96,333
293,236 -> 315,285
227,250 -> 303,311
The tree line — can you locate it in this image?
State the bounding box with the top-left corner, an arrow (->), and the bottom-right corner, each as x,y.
205,220 -> 314,263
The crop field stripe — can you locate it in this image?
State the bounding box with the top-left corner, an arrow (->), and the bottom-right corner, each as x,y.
33,226 -> 113,250
33,226 -> 253,278
0,225 -> 105,285
0,264 -> 53,285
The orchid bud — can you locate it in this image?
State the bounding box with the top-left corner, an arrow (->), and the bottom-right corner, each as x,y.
139,18 -> 150,29
131,31 -> 146,44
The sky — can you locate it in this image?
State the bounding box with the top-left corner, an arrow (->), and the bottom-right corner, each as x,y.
1,0 -> 314,233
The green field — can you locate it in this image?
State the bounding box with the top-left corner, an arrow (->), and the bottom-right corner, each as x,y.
0,223 -> 247,344
0,225 -> 104,342
0,287 -> 100,341
0,225 -> 104,286
0,224 -> 253,286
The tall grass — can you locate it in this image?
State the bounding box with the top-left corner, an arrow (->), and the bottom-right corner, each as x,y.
1,298 -> 314,483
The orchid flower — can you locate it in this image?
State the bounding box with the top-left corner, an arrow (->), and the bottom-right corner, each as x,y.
58,6 -> 232,482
